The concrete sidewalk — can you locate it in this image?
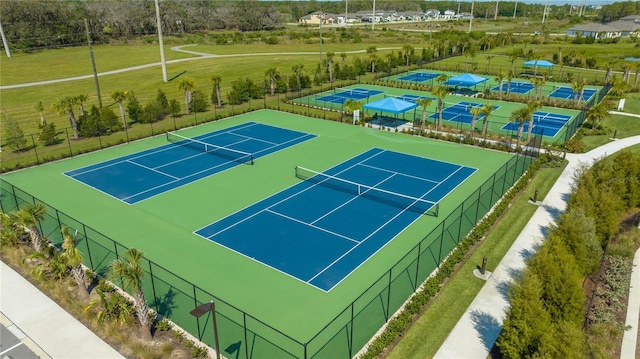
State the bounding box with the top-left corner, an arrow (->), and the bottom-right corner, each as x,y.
435,135 -> 640,358
0,261 -> 124,359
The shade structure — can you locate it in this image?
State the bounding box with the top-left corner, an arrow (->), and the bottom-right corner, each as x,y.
443,73 -> 488,88
363,97 -> 418,114
524,59 -> 554,68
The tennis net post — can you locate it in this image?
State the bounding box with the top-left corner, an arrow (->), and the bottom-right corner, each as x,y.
295,165 -> 439,217
166,131 -> 254,165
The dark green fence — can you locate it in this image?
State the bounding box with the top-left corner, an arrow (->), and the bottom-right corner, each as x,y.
0,130 -> 540,358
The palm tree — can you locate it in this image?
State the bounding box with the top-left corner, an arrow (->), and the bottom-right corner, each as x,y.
604,63 -> 614,84
432,85 -> 449,132
110,248 -> 152,340
571,79 -> 586,105
177,78 -> 196,115
480,102 -> 495,138
340,52 -> 347,68
366,46 -> 377,73
76,94 -> 89,117
463,45 -> 477,73
14,203 -> 47,251
469,107 -> 483,140
509,51 -> 519,75
436,73 -> 449,85
416,97 -> 433,134
633,62 -> 640,88
557,47 -> 564,80
292,64 -> 305,90
525,101 -> 542,143
506,71 -> 514,97
326,52 -> 335,83
402,44 -> 414,67
586,102 -> 610,128
510,106 -> 531,149
52,96 -> 80,139
265,67 -> 279,96
35,101 -> 46,126
210,75 -> 222,107
61,226 -> 88,298
486,55 -> 495,73
531,77 -> 546,100
494,72 -> 506,99
111,90 -> 129,129
343,99 -> 363,124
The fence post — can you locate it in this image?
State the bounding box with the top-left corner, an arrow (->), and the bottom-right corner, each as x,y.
414,242 -> 422,291
457,202 -> 465,244
193,286 -> 202,340
243,313 -> 249,359
30,134 -> 40,164
148,261 -> 159,312
82,223 -> 94,269
386,270 -> 392,321
437,220 -> 445,265
349,302 -> 354,358
65,128 -> 73,157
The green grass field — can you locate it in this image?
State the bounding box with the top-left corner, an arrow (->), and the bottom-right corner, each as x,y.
1,109 -> 514,358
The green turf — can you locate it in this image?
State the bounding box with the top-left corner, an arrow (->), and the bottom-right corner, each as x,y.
581,113 -> 640,151
1,109 -> 514,357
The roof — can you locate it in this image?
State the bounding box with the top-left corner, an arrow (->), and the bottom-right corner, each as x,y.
444,73 -> 488,87
363,98 -> 418,114
524,60 -> 554,68
607,20 -> 640,31
569,23 -> 621,32
620,15 -> 640,21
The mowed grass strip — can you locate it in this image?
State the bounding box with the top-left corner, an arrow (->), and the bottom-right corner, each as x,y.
386,164 -> 565,359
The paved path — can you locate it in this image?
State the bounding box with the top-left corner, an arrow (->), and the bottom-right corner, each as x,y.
435,135 -> 640,359
0,261 -> 124,359
621,247 -> 640,359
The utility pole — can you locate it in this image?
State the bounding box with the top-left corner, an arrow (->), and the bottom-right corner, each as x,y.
542,0 -> 549,23
513,2 -> 518,18
85,19 -> 102,108
345,0 -> 348,28
372,0 -> 375,31
468,0 -> 475,33
0,19 -> 11,58
319,19 -> 323,62
495,0 -> 499,20
154,0 -> 168,83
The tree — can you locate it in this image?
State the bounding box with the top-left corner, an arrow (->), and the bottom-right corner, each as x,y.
156,88 -> 169,115
35,101 -> 46,126
169,99 -> 180,124
265,67 -> 279,96
61,226 -> 88,298
611,150 -> 640,208
432,85 -> 449,132
3,115 -> 28,151
366,46 -> 377,73
340,52 -> 347,68
463,45 -> 477,73
469,107 -> 483,140
508,51 -> 519,75
291,64 -> 305,91
494,71 -> 506,99
210,75 -> 223,107
126,92 -> 142,124
585,102 -> 610,128
76,94 -> 89,117
571,79 -> 586,105
189,89 -> 209,113
506,71 -> 514,97
510,106 -> 530,149
402,44 -> 413,66
343,99 -> 363,124
111,90 -> 129,129
485,55 -> 495,73
52,96 -> 80,139
14,203 -> 47,252
177,78 -> 196,115
548,207 -> 601,276
480,102 -> 495,138
38,122 -> 57,146
110,248 -> 152,340
525,100 -> 542,143
416,97 -> 433,134
497,270 -> 554,359
326,52 -> 335,83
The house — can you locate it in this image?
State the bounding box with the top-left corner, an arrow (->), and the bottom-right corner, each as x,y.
401,11 -> 425,21
299,11 -> 326,25
458,12 -> 473,20
442,9 -> 456,20
566,14 -> 640,38
566,23 -> 621,39
425,9 -> 441,19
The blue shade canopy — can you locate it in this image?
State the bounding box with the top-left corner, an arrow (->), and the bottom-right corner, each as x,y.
443,73 -> 488,87
363,97 -> 418,114
524,59 -> 554,68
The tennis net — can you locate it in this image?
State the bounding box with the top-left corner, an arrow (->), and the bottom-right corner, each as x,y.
408,70 -> 438,78
295,166 -> 439,216
166,131 -> 254,165
533,114 -> 570,127
333,88 -> 370,99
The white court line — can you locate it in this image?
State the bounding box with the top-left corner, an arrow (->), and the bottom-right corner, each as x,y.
230,132 -> 279,146
125,160 -> 180,180
266,209 -> 360,244
358,163 -> 440,185
0,342 -> 24,356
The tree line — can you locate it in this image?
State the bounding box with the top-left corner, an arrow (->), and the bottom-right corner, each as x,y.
497,150 -> 640,357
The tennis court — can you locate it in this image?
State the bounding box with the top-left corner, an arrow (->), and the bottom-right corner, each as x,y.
195,148 -> 475,292
501,111 -> 572,137
397,71 -> 440,83
492,81 -> 534,94
394,94 -> 436,103
64,122 -> 316,204
316,88 -> 384,104
429,101 -> 502,125
549,86 -> 597,101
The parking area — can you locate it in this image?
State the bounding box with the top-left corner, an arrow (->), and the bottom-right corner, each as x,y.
0,313 -> 50,359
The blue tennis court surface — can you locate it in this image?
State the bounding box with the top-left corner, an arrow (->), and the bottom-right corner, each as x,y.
195,148 -> 476,291
395,94 -> 436,103
492,81 -> 533,94
429,101 -> 502,125
501,111 -> 572,137
397,71 -> 440,82
549,86 -> 597,101
316,88 -> 383,104
64,122 -> 316,204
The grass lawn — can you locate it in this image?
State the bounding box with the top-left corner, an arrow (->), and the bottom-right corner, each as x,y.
386,164 -> 565,359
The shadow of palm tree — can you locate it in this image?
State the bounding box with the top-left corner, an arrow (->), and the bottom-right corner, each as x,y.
470,309 -> 502,351
157,288 -> 177,318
